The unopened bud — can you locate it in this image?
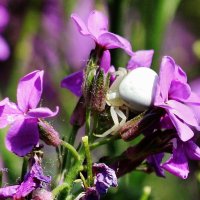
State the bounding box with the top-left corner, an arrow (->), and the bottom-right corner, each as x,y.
90,70 -> 110,112
120,109 -> 163,141
83,57 -> 98,104
38,120 -> 61,147
32,188 -> 53,200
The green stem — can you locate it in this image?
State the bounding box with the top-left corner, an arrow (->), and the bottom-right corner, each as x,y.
52,183 -> 69,198
140,186 -> 151,200
82,136 -> 93,186
63,126 -> 79,171
60,140 -> 80,161
90,135 -> 120,150
86,109 -> 92,137
21,157 -> 28,181
64,150 -> 85,194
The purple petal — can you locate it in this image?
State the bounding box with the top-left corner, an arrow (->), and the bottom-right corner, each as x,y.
169,80 -> 191,100
93,163 -> 118,194
6,118 -> 39,156
0,99 -> 22,128
162,142 -> 189,179
99,50 -> 111,73
61,70 -> 83,97
0,35 -> 10,61
167,100 -> 198,127
98,32 -> 132,55
14,161 -> 51,199
158,56 -> 175,101
185,141 -> 200,160
175,64 -> 187,83
127,50 -> 154,70
167,110 -> 194,141
147,153 -> 165,177
0,5 -> 9,28
0,185 -> 19,198
185,92 -> 200,105
17,70 -> 44,112
71,13 -> 90,36
28,106 -> 59,118
87,10 -> 108,38
190,78 -> 200,96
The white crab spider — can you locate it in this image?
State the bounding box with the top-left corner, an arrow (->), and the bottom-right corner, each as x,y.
95,67 -> 159,137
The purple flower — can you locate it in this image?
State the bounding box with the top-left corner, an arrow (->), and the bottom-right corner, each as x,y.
61,70 -> 84,97
154,56 -> 200,141
127,50 -> 154,70
162,139 -> 200,179
71,10 -> 133,55
93,163 -> 118,195
147,153 -> 165,177
0,70 -> 59,156
66,0 -> 95,70
0,156 -> 51,199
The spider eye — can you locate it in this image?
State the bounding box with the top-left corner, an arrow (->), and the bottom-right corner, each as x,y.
119,67 -> 158,111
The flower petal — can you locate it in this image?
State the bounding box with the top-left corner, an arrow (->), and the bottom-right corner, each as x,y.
17,70 -> 44,112
99,50 -> 111,73
162,142 -> 189,179
0,99 -> 22,128
98,32 -> 132,55
158,56 -> 175,101
87,10 -> 108,38
175,64 -> 187,83
28,106 -> 59,118
71,13 -> 90,36
0,185 -> 19,199
167,100 -> 198,127
185,141 -> 200,160
61,70 -> 83,97
167,110 -> 194,141
169,80 -> 191,100
127,50 -> 154,70
147,153 -> 165,177
6,118 -> 39,156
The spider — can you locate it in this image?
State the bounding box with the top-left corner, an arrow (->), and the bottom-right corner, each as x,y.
95,67 -> 159,137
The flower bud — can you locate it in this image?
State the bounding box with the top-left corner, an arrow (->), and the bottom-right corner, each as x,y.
90,70 -> 110,112
119,109 -> 163,141
38,120 -> 61,147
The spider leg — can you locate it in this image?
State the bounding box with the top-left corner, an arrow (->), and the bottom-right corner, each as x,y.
94,106 -> 126,137
111,107 -> 127,135
94,106 -> 120,137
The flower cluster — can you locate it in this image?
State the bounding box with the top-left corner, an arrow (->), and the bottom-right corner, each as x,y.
1,7 -> 200,200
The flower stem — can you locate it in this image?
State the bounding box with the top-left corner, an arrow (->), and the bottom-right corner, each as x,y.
140,186 -> 151,200
52,183 -> 69,198
21,157 -> 28,181
63,126 -> 79,171
86,109 -> 92,137
82,136 -> 93,186
90,135 -> 120,150
60,140 -> 80,161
